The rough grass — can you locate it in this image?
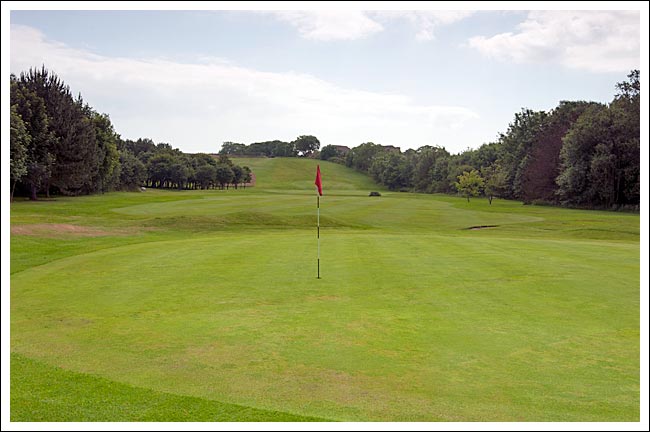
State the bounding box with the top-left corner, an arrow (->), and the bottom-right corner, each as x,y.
10,158 -> 640,422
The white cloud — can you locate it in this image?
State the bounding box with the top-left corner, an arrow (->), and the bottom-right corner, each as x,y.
10,25 -> 479,153
468,11 -> 640,73
374,11 -> 475,41
269,11 -> 383,41
268,10 -> 474,42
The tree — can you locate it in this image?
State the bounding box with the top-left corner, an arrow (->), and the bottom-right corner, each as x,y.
431,155 -> 452,193
215,164 -> 234,189
19,67 -> 100,196
556,73 -> 639,209
411,146 -> 449,192
242,166 -> 252,189
319,145 -> 340,161
10,105 -> 30,201
455,170 -> 484,202
122,137 -> 156,156
470,142 -> 500,170
497,108 -> 547,199
217,154 -> 234,167
345,142 -> 383,172
555,105 -> 609,206
611,70 -> 640,205
231,165 -> 244,189
195,164 -> 217,189
10,76 -> 56,200
118,149 -> 146,190
220,141 -> 246,155
519,101 -> 598,204
482,164 -> 507,205
447,162 -> 475,194
169,160 -> 191,190
293,135 -> 320,157
147,153 -> 175,188
91,112 -> 120,193
370,152 -> 411,191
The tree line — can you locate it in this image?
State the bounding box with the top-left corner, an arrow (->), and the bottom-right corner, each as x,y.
219,135 -> 320,158
10,67 -> 252,200
10,66 -> 640,210
320,71 -> 639,210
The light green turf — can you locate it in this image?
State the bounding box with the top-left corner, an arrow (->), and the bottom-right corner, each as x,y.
10,353 -> 325,422
10,158 -> 639,421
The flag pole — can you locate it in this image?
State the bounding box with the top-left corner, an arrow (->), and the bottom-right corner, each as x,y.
315,164 -> 322,279
317,194 -> 320,279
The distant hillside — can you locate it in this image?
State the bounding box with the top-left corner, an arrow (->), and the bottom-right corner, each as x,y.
232,157 -> 382,192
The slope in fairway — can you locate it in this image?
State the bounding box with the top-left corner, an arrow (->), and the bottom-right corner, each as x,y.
10,158 -> 640,421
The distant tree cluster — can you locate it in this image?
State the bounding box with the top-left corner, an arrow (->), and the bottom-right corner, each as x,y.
336,71 -> 640,210
10,67 -> 251,200
219,135 -> 320,158
121,139 -> 251,191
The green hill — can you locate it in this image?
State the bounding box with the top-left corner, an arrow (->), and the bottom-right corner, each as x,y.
232,157 -> 380,191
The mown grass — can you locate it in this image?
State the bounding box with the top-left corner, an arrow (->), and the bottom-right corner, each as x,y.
10,158 -> 640,422
10,353 -> 325,422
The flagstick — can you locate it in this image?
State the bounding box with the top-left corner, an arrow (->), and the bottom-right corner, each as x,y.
317,194 -> 320,279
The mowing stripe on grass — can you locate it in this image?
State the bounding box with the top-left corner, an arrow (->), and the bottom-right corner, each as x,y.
10,353 -> 327,422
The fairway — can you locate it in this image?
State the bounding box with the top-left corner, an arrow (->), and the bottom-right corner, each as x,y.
10,158 -> 640,421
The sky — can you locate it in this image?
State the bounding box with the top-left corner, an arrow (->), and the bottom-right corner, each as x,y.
6,5 -> 643,155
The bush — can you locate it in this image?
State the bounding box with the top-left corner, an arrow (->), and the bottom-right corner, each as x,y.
369,191 -> 381,197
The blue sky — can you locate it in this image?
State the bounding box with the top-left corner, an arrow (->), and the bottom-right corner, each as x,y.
8,8 -> 641,154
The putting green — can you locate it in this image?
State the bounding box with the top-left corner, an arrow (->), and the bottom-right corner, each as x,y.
10,158 -> 639,421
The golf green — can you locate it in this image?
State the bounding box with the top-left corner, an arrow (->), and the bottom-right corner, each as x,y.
10,158 -> 640,421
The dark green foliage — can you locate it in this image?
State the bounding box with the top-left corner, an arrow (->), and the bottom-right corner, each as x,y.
221,140 -> 299,157
118,149 -> 146,190
242,166 -> 253,188
231,165 -> 244,188
557,105 -> 638,208
345,142 -> 384,172
147,153 -> 175,188
497,108 -> 548,199
10,105 -> 30,200
121,137 -> 157,156
319,144 -> 340,161
20,67 -> 100,195
169,160 -> 191,190
556,71 -> 639,208
10,75 -> 56,200
215,164 -> 234,189
219,141 -> 247,155
369,152 -> 411,191
411,146 -> 450,192
292,134 -> 320,156
90,112 -> 121,193
194,164 -> 217,189
519,101 -> 599,204
447,162 -> 475,194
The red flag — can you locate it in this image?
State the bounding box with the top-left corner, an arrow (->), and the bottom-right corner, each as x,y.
314,165 -> 323,196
